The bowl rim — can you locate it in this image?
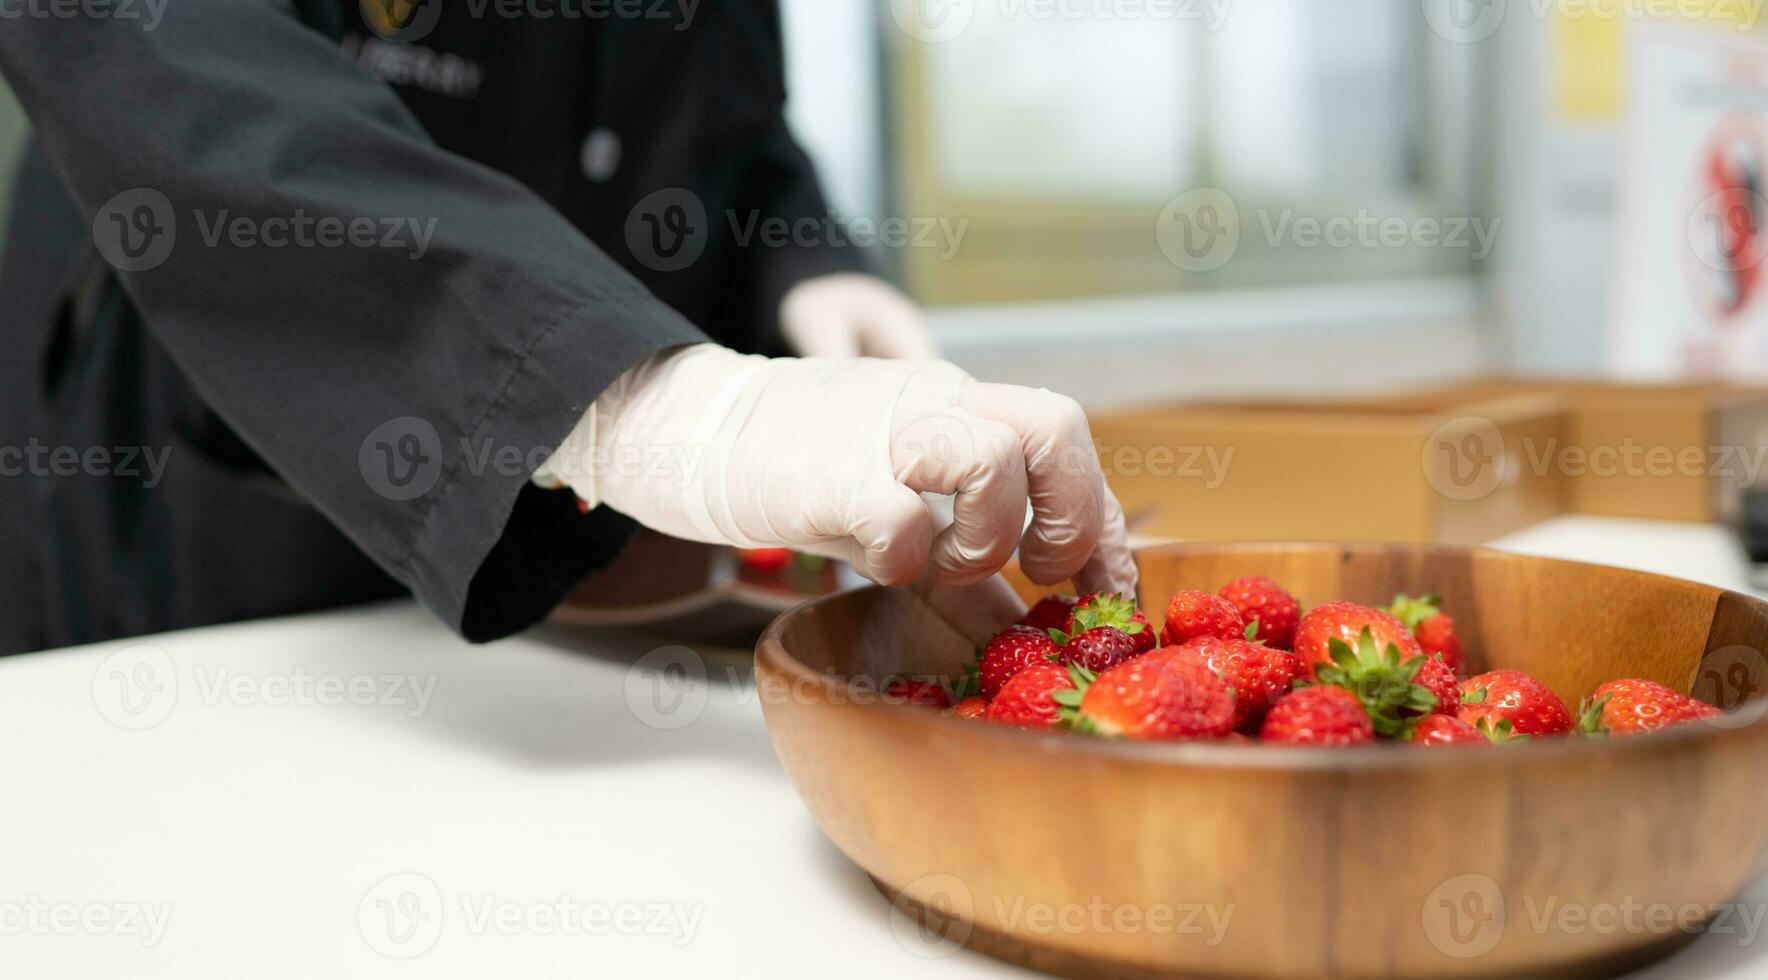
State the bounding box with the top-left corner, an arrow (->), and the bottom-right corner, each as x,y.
755,542 -> 1768,773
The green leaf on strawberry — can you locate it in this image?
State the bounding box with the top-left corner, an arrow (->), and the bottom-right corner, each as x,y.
1388,593 -> 1445,631
1069,593 -> 1145,635
1314,626 -> 1438,738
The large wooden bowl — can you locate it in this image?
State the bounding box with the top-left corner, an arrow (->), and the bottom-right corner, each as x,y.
755,544 -> 1768,979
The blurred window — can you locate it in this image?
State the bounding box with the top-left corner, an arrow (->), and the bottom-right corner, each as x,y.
889,0 -> 1480,305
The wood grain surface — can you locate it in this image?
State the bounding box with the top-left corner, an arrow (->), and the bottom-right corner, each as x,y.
756,544 -> 1768,979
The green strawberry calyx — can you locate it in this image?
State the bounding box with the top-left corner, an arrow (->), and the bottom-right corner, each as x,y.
1314,626 -> 1437,737
1067,593 -> 1146,638
1244,620 -> 1264,644
1388,593 -> 1444,631
1575,693 -> 1613,737
1052,664 -> 1098,732
951,648 -> 984,701
1475,716 -> 1528,744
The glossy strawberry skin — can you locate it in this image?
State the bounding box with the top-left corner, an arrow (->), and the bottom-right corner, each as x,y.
1218,576 -> 1300,650
883,677 -> 953,709
1177,635 -> 1300,731
1058,626 -> 1142,674
950,696 -> 990,720
985,664 -> 1076,729
1408,714 -> 1486,747
1292,602 -> 1423,679
1457,669 -> 1573,737
1065,592 -> 1156,655
1415,613 -> 1463,675
1580,679 -> 1719,736
1077,648 -> 1235,740
1414,655 -> 1460,717
1020,595 -> 1079,633
1259,685 -> 1375,746
1160,590 -> 1246,648
980,625 -> 1061,700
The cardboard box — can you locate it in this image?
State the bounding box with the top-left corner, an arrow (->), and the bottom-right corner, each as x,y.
1355,379 -> 1768,525
1089,393 -> 1570,545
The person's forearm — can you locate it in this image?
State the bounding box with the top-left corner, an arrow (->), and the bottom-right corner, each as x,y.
0,0 -> 707,632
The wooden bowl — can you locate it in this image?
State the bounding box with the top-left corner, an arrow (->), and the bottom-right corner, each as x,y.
755,544 -> 1768,979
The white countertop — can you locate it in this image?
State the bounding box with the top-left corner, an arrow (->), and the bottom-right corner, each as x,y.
2,516 -> 1764,979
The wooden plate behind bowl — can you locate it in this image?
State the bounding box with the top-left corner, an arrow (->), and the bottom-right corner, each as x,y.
757,544 -> 1768,980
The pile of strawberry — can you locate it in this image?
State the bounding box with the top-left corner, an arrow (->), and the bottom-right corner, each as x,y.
885,579 -> 1722,746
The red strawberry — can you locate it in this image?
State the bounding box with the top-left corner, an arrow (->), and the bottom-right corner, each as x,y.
1407,714 -> 1486,747
1457,669 -> 1573,738
1389,594 -> 1463,675
979,625 -> 1061,700
1218,576 -> 1300,650
1065,648 -> 1235,740
1056,626 -> 1142,674
1577,679 -> 1719,737
1259,686 -> 1375,746
1020,595 -> 1079,633
985,663 -> 1078,729
949,696 -> 989,720
1292,601 -> 1422,679
1414,655 -> 1460,717
1177,635 -> 1300,731
1062,592 -> 1155,654
882,676 -> 953,709
1161,590 -> 1246,647
1310,626 -> 1442,736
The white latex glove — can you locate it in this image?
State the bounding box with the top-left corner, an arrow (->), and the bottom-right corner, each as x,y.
540,344 -> 1136,596
779,273 -> 940,359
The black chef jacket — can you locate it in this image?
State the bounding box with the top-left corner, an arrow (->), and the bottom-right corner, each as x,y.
0,0 -> 861,654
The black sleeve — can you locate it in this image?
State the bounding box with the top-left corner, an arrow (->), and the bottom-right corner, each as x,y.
0,0 -> 709,641
737,2 -> 870,353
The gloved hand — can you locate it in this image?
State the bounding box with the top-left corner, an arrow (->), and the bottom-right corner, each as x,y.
778,273 -> 940,359
539,344 -> 1137,597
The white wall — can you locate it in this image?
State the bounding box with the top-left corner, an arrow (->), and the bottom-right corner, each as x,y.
777,0 -> 884,220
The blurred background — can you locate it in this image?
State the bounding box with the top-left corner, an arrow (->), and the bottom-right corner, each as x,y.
0,0 -> 1763,410
766,0 -> 1766,403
